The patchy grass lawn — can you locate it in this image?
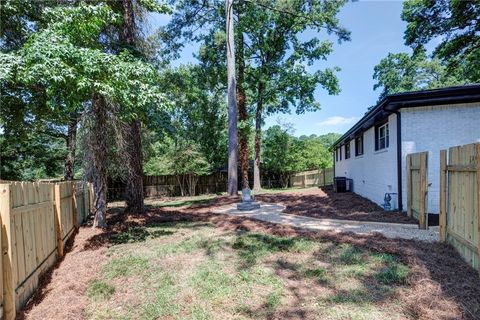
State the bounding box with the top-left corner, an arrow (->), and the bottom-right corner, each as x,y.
85,220 -> 410,320
21,194 -> 480,320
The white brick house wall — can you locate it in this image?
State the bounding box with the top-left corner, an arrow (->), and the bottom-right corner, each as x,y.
400,102 -> 480,213
334,113 -> 398,207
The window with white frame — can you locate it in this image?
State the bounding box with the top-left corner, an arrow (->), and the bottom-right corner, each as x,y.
376,123 -> 389,150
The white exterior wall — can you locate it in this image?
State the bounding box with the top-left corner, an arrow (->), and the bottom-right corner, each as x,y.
401,102 -> 480,214
334,113 -> 398,207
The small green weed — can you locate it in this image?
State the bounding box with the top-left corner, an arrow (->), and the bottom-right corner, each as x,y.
328,289 -> 369,304
304,267 -> 330,282
141,273 -> 178,319
104,254 -> 148,279
338,244 -> 364,265
265,291 -> 282,311
375,262 -> 409,285
87,280 -> 115,301
233,233 -> 314,267
188,305 -> 213,320
191,262 -> 234,301
158,235 -> 206,255
111,226 -> 174,245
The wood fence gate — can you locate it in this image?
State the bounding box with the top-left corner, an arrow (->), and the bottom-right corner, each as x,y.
406,151 -> 428,229
439,143 -> 480,271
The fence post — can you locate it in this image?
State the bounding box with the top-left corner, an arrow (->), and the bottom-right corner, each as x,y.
0,184 -> 16,320
323,169 -> 326,187
54,183 -> 64,258
72,183 -> 78,229
439,150 -> 447,242
419,152 -> 428,229
476,144 -> 480,272
406,155 -> 412,217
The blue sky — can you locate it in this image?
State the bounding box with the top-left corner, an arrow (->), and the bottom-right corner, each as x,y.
148,0 -> 412,136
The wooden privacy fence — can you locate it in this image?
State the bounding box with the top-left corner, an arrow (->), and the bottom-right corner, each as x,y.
289,168 -> 334,188
108,169 -> 330,200
406,152 -> 429,229
0,180 -> 93,320
439,143 -> 480,271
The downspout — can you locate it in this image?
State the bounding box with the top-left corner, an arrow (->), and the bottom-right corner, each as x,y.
394,111 -> 403,211
332,151 -> 336,178
332,151 -> 336,190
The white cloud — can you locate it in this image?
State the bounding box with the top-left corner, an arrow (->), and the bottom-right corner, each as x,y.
318,116 -> 359,126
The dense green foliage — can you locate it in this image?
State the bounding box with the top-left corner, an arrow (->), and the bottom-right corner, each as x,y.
145,65 -> 227,171
373,49 -> 465,99
0,2 -> 167,181
163,0 -> 349,188
372,0 -> 477,98
402,0 -> 480,82
263,124 -> 339,186
1,0 -> 67,179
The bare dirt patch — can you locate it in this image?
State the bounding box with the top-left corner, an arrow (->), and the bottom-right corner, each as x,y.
19,223 -> 108,320
256,186 -> 417,224
19,196 -> 480,320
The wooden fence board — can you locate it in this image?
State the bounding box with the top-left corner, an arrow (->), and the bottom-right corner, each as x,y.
0,180 -> 92,319
477,144 -> 480,272
440,143 -> 479,271
0,184 -> 13,320
440,150 -> 447,241
406,152 -> 428,229
289,168 -> 334,188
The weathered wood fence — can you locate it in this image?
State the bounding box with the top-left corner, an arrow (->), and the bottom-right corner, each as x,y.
289,168 -> 334,188
0,180 -> 92,319
439,143 -> 480,271
406,152 -> 429,229
108,169 -> 333,200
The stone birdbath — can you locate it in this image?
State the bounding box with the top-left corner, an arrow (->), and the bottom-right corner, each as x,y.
237,188 -> 261,211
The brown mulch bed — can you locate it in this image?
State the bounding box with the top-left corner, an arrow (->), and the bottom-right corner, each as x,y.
256,187 -> 418,224
20,196 -> 480,320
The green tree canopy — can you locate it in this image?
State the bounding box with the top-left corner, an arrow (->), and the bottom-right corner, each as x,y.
373,49 -> 465,99
402,0 -> 480,82
263,124 -> 338,187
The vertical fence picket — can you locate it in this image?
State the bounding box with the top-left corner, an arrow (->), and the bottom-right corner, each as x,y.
419,152 -> 428,229
439,149 -> 447,242
443,143 -> 479,270
0,184 -> 16,320
406,155 -> 412,217
476,144 -> 480,272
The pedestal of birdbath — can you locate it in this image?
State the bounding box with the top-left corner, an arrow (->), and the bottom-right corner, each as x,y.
237,188 -> 261,211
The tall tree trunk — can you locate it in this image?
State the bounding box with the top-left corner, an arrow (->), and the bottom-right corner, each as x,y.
64,112 -> 78,181
237,32 -> 249,190
226,0 -> 238,196
92,93 -> 108,228
125,119 -> 144,213
122,0 -> 145,213
253,84 -> 264,191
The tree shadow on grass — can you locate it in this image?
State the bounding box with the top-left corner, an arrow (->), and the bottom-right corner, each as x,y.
82,206 -> 214,250
80,198 -> 480,319
232,232 -> 313,269
110,227 -> 175,245
145,197 -> 214,209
